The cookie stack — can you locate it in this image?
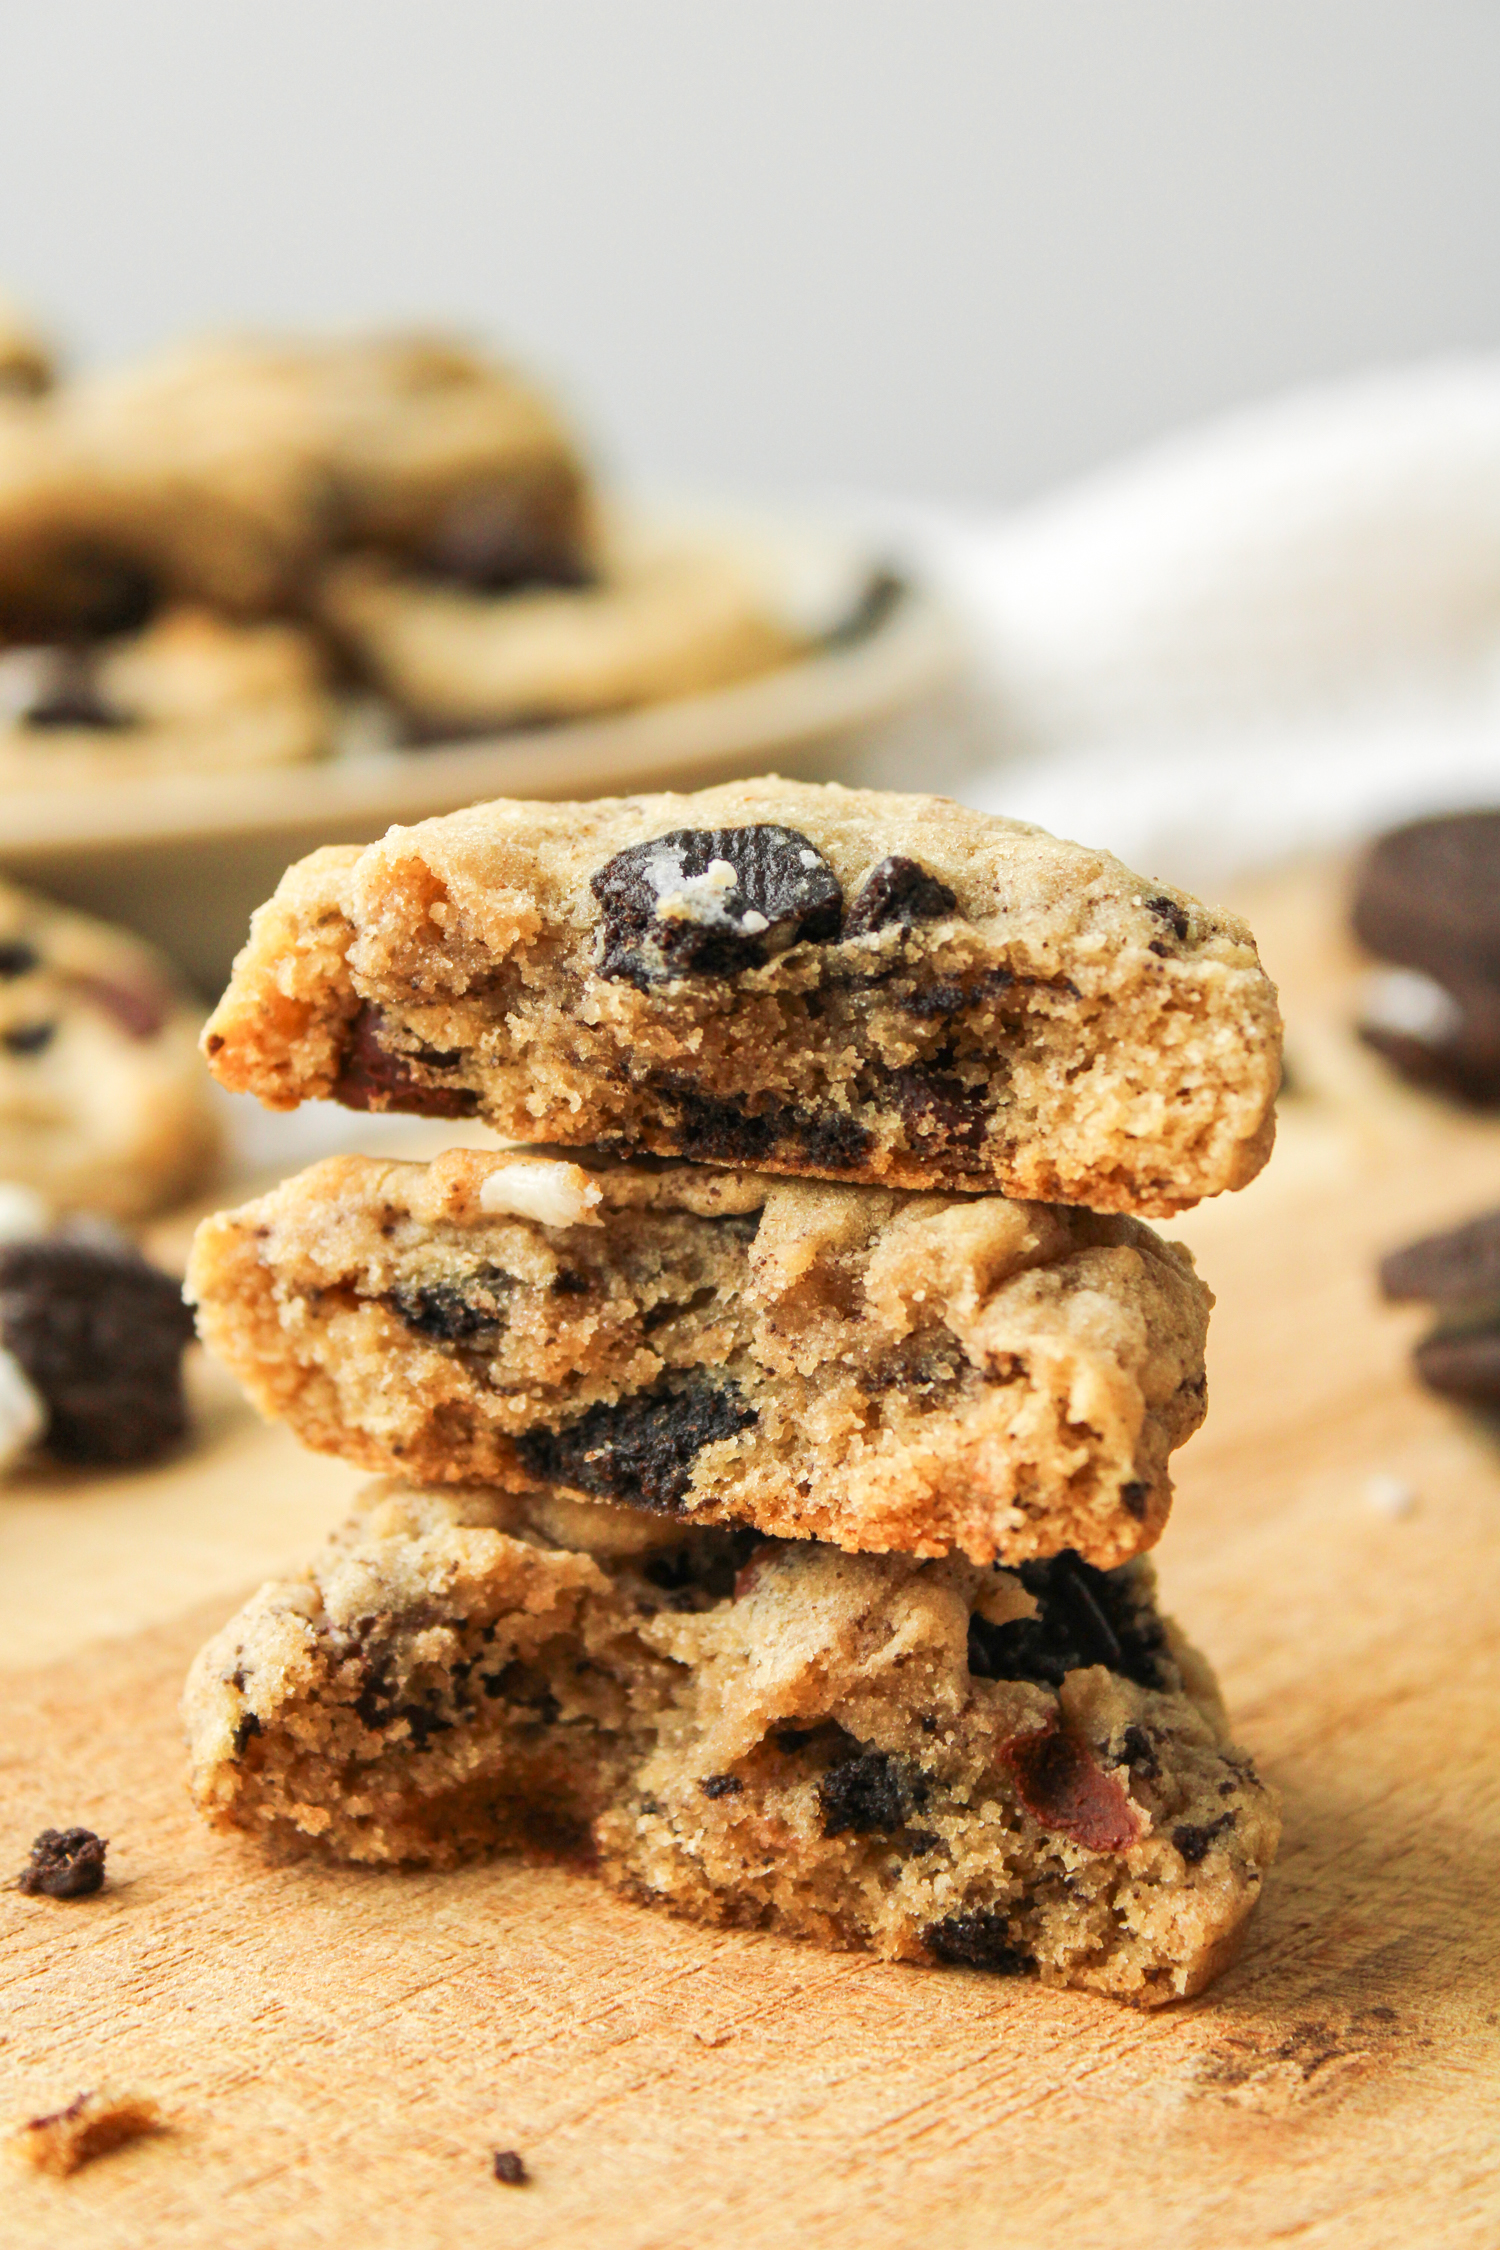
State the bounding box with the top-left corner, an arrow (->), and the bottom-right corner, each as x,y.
185,777 -> 1283,2006
0,308 -> 812,787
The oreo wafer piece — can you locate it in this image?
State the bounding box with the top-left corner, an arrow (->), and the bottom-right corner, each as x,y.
1380,1205 -> 1500,1409
1354,814 -> 1500,1101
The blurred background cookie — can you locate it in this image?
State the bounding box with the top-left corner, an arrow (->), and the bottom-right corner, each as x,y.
320,517 -> 811,735
0,608 -> 333,784
0,288 -> 55,399
0,877 -> 220,1217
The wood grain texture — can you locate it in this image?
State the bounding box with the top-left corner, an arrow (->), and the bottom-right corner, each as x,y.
3,854 -> 1500,2249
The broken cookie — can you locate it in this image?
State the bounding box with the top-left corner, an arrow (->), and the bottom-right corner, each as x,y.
199,777 -> 1281,1216
186,1146 -> 1211,1567
184,1481 -> 1280,2006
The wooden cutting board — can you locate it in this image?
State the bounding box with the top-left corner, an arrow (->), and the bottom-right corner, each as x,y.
3,855 -> 1499,2250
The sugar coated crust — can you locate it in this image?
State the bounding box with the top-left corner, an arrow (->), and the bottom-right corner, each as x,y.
201,778 -> 1281,1214
184,1481 -> 1280,2006
0,877 -> 220,1217
188,1147 -> 1210,1567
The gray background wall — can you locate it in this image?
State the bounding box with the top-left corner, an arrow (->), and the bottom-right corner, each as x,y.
1,1 -> 1497,507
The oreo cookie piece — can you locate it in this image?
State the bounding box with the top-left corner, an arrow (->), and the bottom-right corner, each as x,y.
843,855 -> 958,939
0,1238 -> 196,1466
1380,1208 -> 1500,1306
591,825 -> 843,984
1354,814 -> 1500,1101
1380,1205 -> 1500,1409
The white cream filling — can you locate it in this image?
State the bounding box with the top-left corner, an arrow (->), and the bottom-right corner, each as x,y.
0,1344 -> 46,1472
478,1158 -> 604,1230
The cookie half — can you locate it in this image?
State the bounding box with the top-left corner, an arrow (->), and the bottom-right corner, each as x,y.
187,1148 -> 1209,1568
184,1481 -> 1279,2006
200,778 -> 1282,1215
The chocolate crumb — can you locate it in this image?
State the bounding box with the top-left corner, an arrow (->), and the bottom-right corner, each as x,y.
11,2088 -> 162,2176
492,2149 -> 529,2185
1119,1479 -> 1150,1520
699,1773 -> 743,1799
17,1826 -> 107,1898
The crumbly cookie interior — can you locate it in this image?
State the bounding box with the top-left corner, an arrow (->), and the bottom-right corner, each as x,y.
184,1483 -> 1280,2006
188,1149 -> 1210,1566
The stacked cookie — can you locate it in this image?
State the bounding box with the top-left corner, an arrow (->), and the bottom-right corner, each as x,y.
0,309 -> 815,784
185,778 -> 1284,2005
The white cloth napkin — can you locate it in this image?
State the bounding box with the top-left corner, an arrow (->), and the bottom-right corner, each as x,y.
881,357 -> 1500,892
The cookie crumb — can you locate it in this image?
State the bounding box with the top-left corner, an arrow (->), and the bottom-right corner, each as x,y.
10,2089 -> 162,2176
16,1827 -> 108,1898
1364,1473 -> 1417,1520
492,2148 -> 528,2185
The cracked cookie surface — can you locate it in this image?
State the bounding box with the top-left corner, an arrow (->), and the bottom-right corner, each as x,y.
200,778 -> 1281,1214
184,1481 -> 1279,2005
187,1146 -> 1211,1567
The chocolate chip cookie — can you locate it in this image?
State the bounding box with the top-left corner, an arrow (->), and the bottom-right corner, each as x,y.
0,607 -> 333,784
0,878 -> 220,1217
184,1481 -> 1279,2005
187,1146 -> 1210,1567
200,778 -> 1282,1215
318,519 -> 806,736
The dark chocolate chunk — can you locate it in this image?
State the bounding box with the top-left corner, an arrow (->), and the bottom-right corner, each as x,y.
333,1002 -> 480,1119
492,2150 -> 529,2186
19,647 -> 131,731
1001,1716 -> 1139,1851
592,825 -> 842,984
0,939 -> 39,978
353,1660 -> 455,1750
1119,1479 -> 1150,1520
1172,1813 -> 1234,1865
17,1826 -> 108,1898
1145,894 -> 1191,946
390,1277 -> 509,1344
843,855 -> 958,939
922,1909 -> 1033,1976
420,477 -> 591,593
1380,1209 -> 1500,1305
0,1239 -> 196,1466
2,1021 -> 55,1056
966,1551 -> 1167,1691
1114,1724 -> 1160,1778
818,1749 -> 925,1838
885,1061 -> 989,1157
1412,1318 -> 1500,1404
233,1711 -> 263,1758
516,1378 -> 757,1511
647,1078 -> 872,1171
699,1773 -> 743,1800
822,567 -> 905,649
